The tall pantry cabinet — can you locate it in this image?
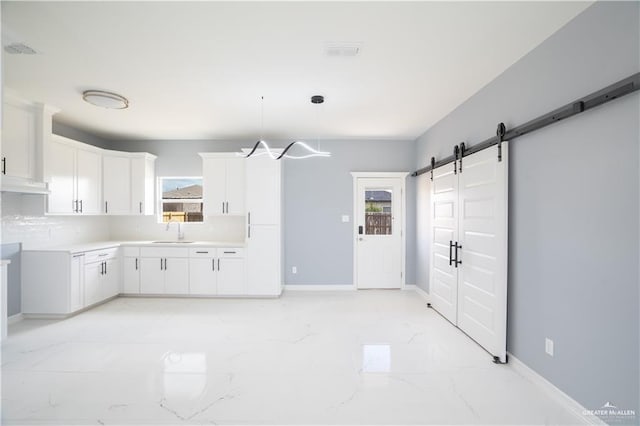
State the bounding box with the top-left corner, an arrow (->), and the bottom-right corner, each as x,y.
245,155 -> 283,296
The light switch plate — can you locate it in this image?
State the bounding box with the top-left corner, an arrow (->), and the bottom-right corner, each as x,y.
342,215 -> 350,223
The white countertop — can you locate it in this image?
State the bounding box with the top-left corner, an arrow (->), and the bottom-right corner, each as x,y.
24,240 -> 245,254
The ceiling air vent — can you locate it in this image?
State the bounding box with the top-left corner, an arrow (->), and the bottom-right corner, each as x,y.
324,43 -> 361,57
4,42 -> 38,55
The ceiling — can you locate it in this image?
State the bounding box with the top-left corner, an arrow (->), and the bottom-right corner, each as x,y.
2,1 -> 592,142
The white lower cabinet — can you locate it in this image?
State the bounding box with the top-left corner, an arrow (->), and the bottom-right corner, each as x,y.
83,248 -> 119,307
139,247 -> 189,295
22,246 -> 120,316
122,247 -> 141,294
188,248 -> 246,296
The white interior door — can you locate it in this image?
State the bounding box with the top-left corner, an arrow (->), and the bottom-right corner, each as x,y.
355,177 -> 403,289
429,163 -> 459,324
457,143 -> 509,362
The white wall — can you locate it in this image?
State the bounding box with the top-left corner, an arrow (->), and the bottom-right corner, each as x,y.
1,193 -> 110,249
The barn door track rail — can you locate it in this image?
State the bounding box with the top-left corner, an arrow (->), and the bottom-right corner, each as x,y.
412,72 -> 640,178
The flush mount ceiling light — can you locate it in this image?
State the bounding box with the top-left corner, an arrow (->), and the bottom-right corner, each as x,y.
244,95 -> 331,160
82,90 -> 129,109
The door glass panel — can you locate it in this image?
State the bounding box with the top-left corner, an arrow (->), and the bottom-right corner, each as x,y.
364,189 -> 392,235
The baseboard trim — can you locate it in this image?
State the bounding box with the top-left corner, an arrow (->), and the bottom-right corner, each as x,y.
409,285 -> 430,302
8,313 -> 24,324
508,353 -> 607,425
284,284 -> 356,291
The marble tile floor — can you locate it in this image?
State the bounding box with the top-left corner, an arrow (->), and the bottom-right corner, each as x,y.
2,291 -> 583,425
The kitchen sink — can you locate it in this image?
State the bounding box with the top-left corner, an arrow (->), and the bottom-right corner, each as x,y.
151,241 -> 195,244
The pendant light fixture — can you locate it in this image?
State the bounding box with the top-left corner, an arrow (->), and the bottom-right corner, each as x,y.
244,95 -> 331,160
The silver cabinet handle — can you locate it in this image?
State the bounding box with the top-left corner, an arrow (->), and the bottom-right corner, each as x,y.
212,258 -> 215,271
135,258 -> 138,270
139,202 -> 143,214
105,201 -> 108,214
160,258 -> 163,270
217,259 -> 220,271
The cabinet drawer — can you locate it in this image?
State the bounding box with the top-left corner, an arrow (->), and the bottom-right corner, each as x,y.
84,247 -> 119,264
189,248 -> 216,258
122,247 -> 140,257
140,247 -> 189,258
219,248 -> 244,258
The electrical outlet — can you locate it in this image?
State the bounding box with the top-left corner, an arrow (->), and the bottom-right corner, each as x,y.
342,215 -> 350,223
292,266 -> 297,274
545,338 -> 554,356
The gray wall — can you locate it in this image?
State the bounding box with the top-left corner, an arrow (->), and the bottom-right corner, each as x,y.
108,139 -> 416,286
1,242 -> 21,316
284,139 -> 415,286
53,121 -> 112,149
414,1 -> 639,417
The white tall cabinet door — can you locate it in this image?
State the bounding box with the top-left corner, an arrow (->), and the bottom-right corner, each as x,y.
203,157 -> 227,216
140,258 -> 165,294
430,164 -> 460,325
103,155 -> 131,215
123,257 -> 140,294
75,148 -> 102,214
189,258 -> 217,295
457,143 -> 509,363
246,156 -> 280,225
164,258 -> 190,295
247,226 -> 280,296
225,158 -> 245,215
47,140 -> 76,214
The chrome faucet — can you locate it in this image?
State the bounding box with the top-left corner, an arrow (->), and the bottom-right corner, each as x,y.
166,221 -> 185,240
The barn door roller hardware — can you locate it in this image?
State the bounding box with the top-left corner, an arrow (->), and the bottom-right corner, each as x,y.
413,72 -> 640,177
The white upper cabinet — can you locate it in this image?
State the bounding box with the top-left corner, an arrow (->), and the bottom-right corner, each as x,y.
245,155 -> 281,225
46,136 -> 102,215
2,99 -> 34,179
103,153 -> 132,215
200,153 -> 245,216
130,154 -> 156,215
1,93 -> 58,193
46,135 -> 155,216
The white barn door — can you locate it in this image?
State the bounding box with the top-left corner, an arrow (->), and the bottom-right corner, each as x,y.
429,163 -> 459,324
429,142 -> 509,362
458,143 -> 509,363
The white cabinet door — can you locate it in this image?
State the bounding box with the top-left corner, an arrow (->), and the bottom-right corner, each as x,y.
70,254 -> 85,312
102,258 -> 119,299
246,156 -> 280,225
84,262 -> 102,307
140,258 -> 165,294
203,157 -> 227,216
189,258 -> 217,295
2,101 -> 34,179
47,140 -> 76,214
164,258 -> 189,295
225,158 -> 245,215
103,155 -> 131,215
123,257 -> 140,294
218,257 -> 246,295
247,225 -> 281,296
131,156 -> 155,215
76,148 -> 102,214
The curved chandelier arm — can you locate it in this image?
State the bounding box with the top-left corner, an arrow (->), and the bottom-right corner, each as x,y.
244,140 -> 331,160
277,141 -> 331,159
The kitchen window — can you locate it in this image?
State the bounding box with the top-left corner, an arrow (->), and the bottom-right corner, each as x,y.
159,177 -> 204,223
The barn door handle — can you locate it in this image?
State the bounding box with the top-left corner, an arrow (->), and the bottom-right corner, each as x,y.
454,242 -> 462,268
449,241 -> 454,266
